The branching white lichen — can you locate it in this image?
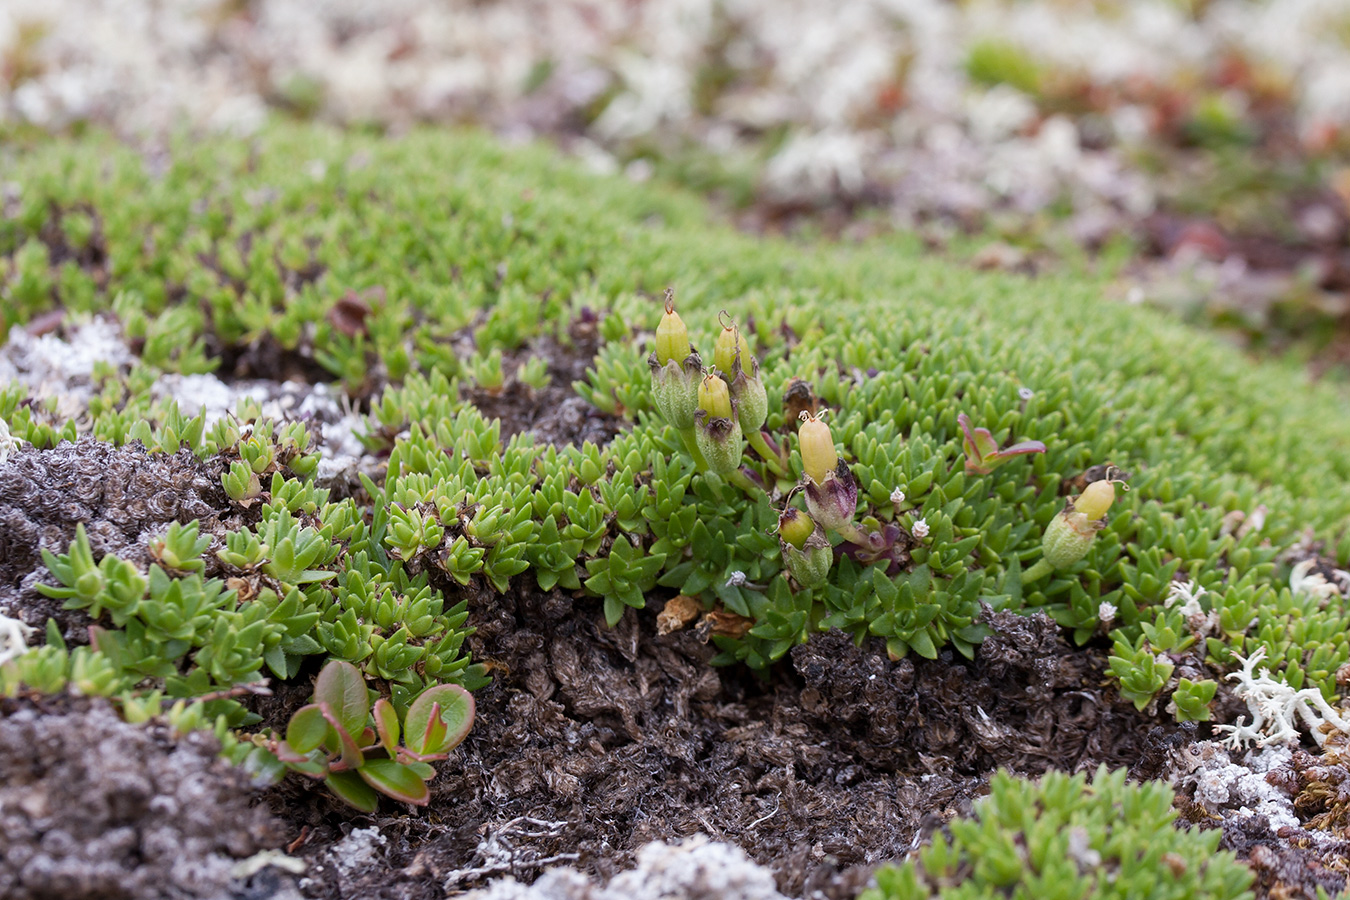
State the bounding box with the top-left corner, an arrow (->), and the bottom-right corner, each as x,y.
1289,558 -> 1348,602
0,612 -> 37,667
0,419 -> 22,465
1213,648 -> 1350,749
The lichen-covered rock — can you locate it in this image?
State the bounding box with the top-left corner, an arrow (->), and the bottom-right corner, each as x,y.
0,696 -> 283,900
0,438 -> 229,638
464,836 -> 788,900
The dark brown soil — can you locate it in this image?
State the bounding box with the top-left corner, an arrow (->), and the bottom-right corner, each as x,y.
462,324 -> 623,447
271,584 -> 1178,900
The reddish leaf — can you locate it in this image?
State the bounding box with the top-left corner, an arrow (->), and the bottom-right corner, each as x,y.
327,291 -> 373,338
404,683 -> 475,757
373,698 -> 399,755
319,703 -> 365,771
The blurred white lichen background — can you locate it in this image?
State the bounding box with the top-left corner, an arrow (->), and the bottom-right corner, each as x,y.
4,0 -> 1350,222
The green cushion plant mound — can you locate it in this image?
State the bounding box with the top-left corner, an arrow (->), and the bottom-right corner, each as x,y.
862,767 -> 1254,900
2,124 -> 1350,812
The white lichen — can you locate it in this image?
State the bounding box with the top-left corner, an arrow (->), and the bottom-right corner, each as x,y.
462,835 -> 787,900
0,612 -> 37,667
1289,558 -> 1348,602
0,418 -> 23,464
1172,741 -> 1303,835
1213,647 -> 1350,748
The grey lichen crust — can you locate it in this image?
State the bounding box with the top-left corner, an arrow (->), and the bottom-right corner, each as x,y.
0,697 -> 282,900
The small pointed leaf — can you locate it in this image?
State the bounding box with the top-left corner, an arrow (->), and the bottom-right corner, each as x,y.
373,698 -> 400,754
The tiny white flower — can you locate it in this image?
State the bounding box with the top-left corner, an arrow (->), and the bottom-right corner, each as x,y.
890,487 -> 906,506
725,571 -> 748,588
1097,601 -> 1117,624
912,518 -> 929,540
1017,387 -> 1034,400
0,612 -> 36,667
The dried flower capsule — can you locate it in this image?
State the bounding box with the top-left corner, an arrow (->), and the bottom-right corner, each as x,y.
1076,479 -> 1116,521
647,290 -> 702,430
778,506 -> 816,550
798,413 -> 838,486
712,313 -> 769,435
698,372 -> 734,420
655,299 -> 692,367
713,314 -> 753,375
694,371 -> 744,474
777,507 -> 832,588
1040,472 -> 1125,570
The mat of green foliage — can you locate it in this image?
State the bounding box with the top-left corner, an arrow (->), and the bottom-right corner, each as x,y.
0,124 -> 1348,891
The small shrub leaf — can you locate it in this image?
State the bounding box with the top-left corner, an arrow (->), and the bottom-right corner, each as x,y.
286,703 -> 330,754
358,758 -> 431,806
313,659 -> 368,738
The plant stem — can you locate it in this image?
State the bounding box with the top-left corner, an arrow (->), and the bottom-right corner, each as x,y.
678,427 -> 710,470
726,467 -> 761,496
1022,558 -> 1054,583
747,430 -> 789,478
833,521 -> 866,546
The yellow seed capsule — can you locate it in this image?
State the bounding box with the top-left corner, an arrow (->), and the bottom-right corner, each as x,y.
655,300 -> 690,367
778,507 -> 816,550
698,373 -> 733,419
714,323 -> 752,374
1076,479 -> 1115,521
799,414 -> 837,485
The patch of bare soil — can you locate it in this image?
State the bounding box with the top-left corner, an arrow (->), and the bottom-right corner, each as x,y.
0,694 -> 284,900
462,318 -> 623,447
272,585 -> 1178,900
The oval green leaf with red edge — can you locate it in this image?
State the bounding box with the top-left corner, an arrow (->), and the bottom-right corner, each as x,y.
319,703 -> 365,770
358,758 -> 430,806
373,698 -> 399,755
324,770 -> 379,813
313,660 -> 369,739
286,704 -> 330,754
404,683 -> 475,757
